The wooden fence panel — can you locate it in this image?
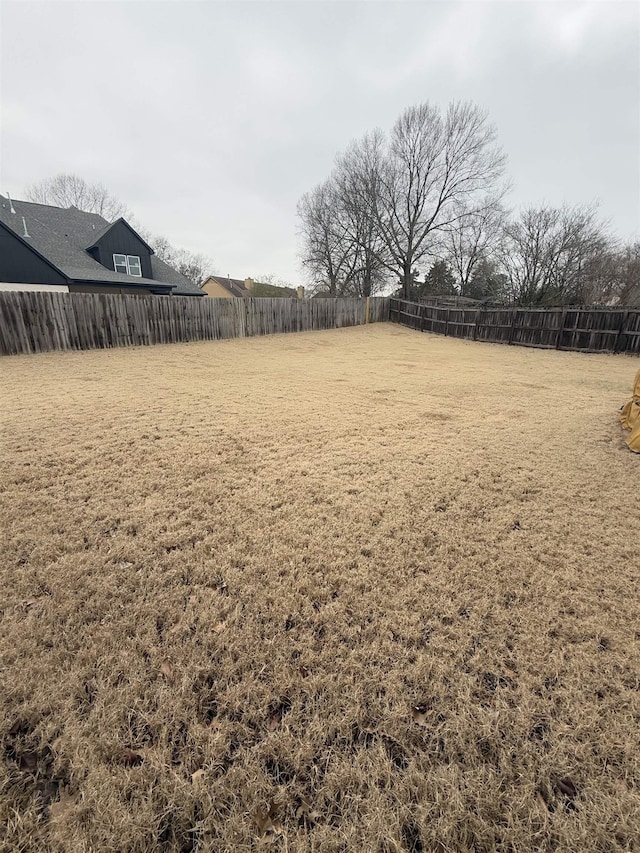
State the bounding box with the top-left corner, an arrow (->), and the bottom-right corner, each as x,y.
619,310 -> 640,355
0,293 -> 390,356
390,298 -> 640,355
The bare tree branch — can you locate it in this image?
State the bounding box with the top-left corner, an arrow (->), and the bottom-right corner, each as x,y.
25,173 -> 128,221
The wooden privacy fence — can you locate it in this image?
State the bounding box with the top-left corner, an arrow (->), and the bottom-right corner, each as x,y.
0,292 -> 390,356
390,298 -> 640,355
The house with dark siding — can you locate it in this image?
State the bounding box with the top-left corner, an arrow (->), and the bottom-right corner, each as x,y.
0,194 -> 204,296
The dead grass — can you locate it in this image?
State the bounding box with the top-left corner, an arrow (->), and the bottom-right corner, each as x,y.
1,324 -> 639,853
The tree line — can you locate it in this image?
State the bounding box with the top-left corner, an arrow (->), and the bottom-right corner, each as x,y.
297,102 -> 639,307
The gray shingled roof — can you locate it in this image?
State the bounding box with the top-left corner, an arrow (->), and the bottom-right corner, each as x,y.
5,198 -> 108,247
0,195 -> 204,295
151,256 -> 205,296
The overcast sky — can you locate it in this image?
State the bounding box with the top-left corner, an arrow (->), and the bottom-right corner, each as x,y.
1,0 -> 638,285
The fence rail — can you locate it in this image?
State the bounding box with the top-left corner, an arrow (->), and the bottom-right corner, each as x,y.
390,299 -> 640,355
0,292 -> 390,356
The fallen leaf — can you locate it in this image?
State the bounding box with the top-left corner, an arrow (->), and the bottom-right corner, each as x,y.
191,769 -> 205,783
212,622 -> 226,633
412,704 -> 429,726
267,713 -> 281,732
295,796 -> 320,824
266,698 -> 291,732
255,802 -> 283,837
295,798 -> 311,818
535,791 -> 549,813
119,747 -> 143,767
160,659 -> 174,684
18,750 -> 38,773
38,778 -> 60,808
49,787 -> 75,823
555,777 -> 578,799
18,597 -> 47,615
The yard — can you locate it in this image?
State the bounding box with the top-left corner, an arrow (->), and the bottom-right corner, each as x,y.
1,324 -> 638,852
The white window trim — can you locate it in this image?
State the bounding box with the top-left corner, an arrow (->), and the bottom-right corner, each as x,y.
127,255 -> 142,277
113,253 -> 128,274
113,253 -> 143,277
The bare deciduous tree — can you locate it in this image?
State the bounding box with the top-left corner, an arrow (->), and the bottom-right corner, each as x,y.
334,132 -> 391,297
297,180 -> 359,295
145,233 -> 217,286
615,242 -> 640,307
374,102 -> 507,297
500,203 -> 609,305
25,173 -> 128,221
445,198 -> 507,296
298,102 -> 507,299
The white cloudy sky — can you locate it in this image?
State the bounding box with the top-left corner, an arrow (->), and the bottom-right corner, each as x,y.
1,0 -> 638,285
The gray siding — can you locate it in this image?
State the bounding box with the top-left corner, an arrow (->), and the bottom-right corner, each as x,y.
91,221 -> 153,279
0,223 -> 68,285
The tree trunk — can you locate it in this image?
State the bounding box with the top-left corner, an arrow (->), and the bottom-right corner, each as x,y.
402,262 -> 413,299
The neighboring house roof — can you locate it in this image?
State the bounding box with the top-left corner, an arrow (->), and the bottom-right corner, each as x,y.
203,275 -> 296,298
250,280 -> 297,298
0,195 -> 204,296
204,275 -> 249,297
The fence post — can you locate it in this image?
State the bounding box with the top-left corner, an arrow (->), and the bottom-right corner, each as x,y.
473,308 -> 479,341
614,311 -> 629,353
420,303 -> 426,333
508,309 -> 517,344
556,308 -> 567,350
365,297 -> 370,324
445,307 -> 450,337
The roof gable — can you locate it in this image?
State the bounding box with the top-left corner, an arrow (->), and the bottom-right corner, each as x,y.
0,218 -> 69,283
86,217 -> 155,254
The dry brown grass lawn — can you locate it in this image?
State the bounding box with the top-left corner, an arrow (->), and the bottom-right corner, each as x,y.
1,324 -> 639,853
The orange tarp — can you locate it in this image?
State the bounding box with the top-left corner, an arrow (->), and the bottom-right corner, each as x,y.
620,369 -> 640,453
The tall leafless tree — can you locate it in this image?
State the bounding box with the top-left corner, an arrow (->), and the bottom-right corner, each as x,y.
334,132 -> 391,296
297,179 -> 359,295
500,203 -> 609,305
297,102 -> 506,298
615,242 -> 640,307
143,233 -> 217,286
25,173 -> 128,221
445,198 -> 507,295
372,102 -> 507,297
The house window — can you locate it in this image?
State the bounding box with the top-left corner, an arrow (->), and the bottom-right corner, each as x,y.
113,254 -> 142,277
127,256 -> 142,277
